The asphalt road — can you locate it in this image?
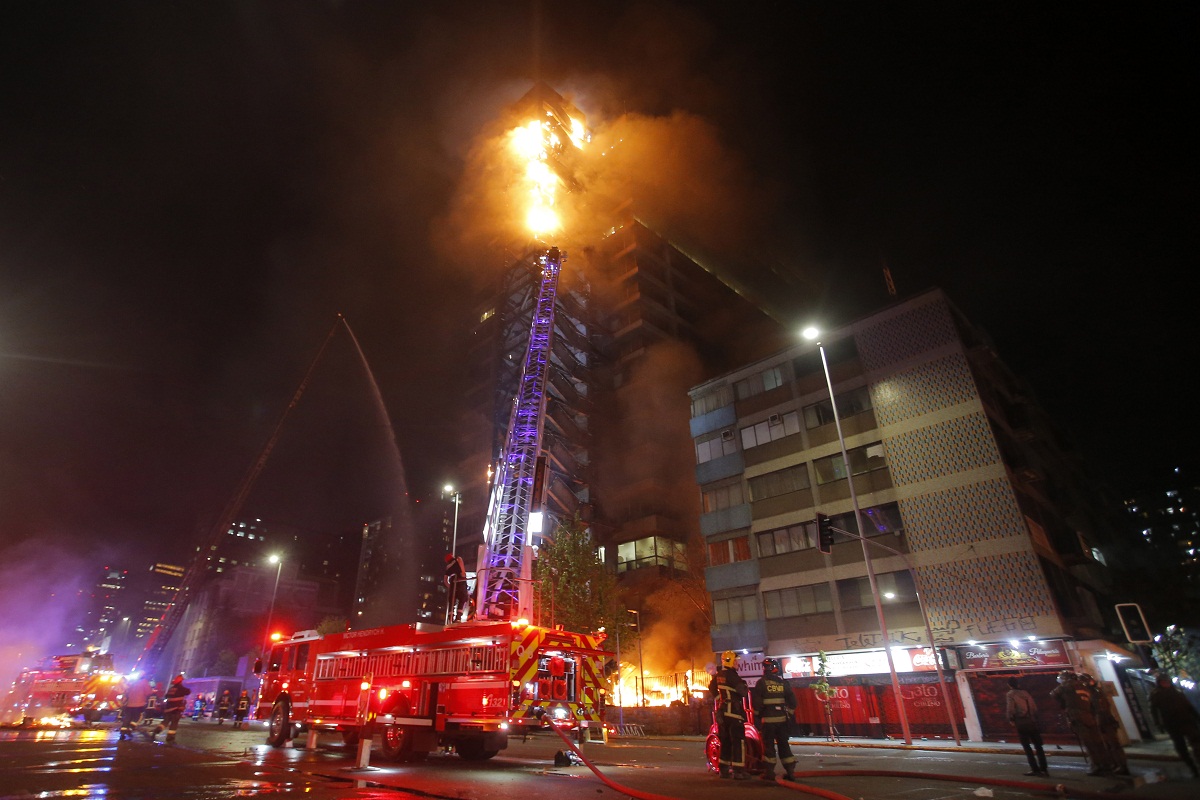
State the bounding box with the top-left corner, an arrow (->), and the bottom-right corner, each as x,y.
1,719 -> 1197,800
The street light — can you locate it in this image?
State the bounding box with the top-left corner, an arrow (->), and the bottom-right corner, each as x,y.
443,484 -> 462,557
802,326 -> 913,745
443,485 -> 462,626
261,554 -> 283,661
628,609 -> 645,707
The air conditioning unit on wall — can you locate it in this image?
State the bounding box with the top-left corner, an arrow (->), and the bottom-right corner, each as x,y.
720,429 -> 734,441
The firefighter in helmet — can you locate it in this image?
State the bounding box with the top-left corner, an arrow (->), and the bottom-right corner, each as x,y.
149,674 -> 191,744
750,657 -> 797,782
709,650 -> 750,780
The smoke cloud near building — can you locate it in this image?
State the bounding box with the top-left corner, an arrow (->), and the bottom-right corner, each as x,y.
0,539 -> 98,688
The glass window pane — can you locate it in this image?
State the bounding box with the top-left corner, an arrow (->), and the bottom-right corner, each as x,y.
783,412 -> 801,436
763,591 -> 781,619
740,596 -> 757,620
733,537 -> 752,561
781,589 -> 800,617
754,420 -> 769,444
757,531 -> 776,557
714,600 -> 730,626
741,426 -> 756,449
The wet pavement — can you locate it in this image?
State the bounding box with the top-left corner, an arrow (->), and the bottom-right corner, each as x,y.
1,720 -> 1198,799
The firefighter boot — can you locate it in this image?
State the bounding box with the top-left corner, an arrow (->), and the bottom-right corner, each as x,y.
718,766 -> 731,779
783,767 -> 797,782
733,769 -> 750,781
165,732 -> 176,745
760,765 -> 775,782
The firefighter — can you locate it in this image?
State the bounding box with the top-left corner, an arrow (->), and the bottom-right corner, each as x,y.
709,650 -> 750,780
750,657 -> 797,782
119,675 -> 153,741
149,674 -> 191,744
216,690 -> 231,725
234,690 -> 251,729
444,553 -> 471,623
1050,670 -> 1111,775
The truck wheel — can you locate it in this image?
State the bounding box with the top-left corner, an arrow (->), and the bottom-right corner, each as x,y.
456,739 -> 499,761
380,725 -> 408,761
266,702 -> 290,748
341,728 -> 360,747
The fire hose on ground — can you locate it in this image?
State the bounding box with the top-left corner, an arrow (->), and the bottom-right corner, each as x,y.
544,721 -> 1136,800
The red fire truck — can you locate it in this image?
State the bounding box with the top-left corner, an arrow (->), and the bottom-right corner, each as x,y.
254,618 -> 607,761
2,653 -> 123,726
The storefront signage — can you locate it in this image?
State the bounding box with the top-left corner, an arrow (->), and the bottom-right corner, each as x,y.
782,647 -> 945,677
955,639 -> 1068,670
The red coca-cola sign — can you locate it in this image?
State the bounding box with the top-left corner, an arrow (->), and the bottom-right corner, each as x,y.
956,639 -> 1069,670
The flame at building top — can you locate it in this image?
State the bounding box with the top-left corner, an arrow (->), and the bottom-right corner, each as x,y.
505,82 -> 589,238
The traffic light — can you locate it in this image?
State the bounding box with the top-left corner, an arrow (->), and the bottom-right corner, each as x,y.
1115,603 -> 1153,643
816,513 -> 834,554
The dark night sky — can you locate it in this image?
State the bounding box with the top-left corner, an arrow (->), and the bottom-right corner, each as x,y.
1,2 -> 1196,656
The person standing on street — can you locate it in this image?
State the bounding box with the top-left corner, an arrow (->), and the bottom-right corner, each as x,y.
1078,673 -> 1129,776
1005,677 -> 1048,776
234,690 -> 251,729
1149,672 -> 1200,778
149,674 -> 191,744
750,657 -> 797,782
118,675 -> 154,741
709,650 -> 750,780
216,690 -> 231,725
1050,670 -> 1112,775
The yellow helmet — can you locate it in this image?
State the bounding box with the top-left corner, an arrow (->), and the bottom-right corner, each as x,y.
721,651 -> 738,669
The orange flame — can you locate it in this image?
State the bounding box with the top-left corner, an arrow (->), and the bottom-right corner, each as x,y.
507,111 -> 584,236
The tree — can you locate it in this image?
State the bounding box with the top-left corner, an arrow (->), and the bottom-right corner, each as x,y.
1152,624 -> 1200,679
316,616 -> 349,635
533,514 -> 629,640
811,651 -> 839,741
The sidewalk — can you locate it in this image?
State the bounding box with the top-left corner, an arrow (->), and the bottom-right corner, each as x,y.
787,734 -> 1183,764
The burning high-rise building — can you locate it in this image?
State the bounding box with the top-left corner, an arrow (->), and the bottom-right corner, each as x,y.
452,84 -> 788,691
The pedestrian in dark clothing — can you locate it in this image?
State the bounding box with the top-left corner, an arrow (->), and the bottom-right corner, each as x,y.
750,657 -> 797,782
444,554 -> 471,623
1078,673 -> 1128,776
709,650 -> 750,780
1050,670 -> 1112,775
1006,677 -> 1049,776
150,674 -> 191,744
216,690 -> 231,725
1149,672 -> 1200,778
234,690 -> 251,729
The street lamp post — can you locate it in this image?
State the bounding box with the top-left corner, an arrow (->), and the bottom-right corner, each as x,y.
261,554 -> 283,661
629,609 -> 645,707
803,326 -> 913,745
443,485 -> 462,625
443,484 -> 461,557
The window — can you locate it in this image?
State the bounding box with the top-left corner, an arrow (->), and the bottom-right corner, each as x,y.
734,366 -> 785,401
703,482 -> 745,512
748,464 -> 811,501
708,535 -> 752,566
837,570 -> 915,610
812,443 -> 887,484
740,411 -> 801,449
762,583 -> 833,619
616,536 -> 687,573
691,386 -> 734,417
713,595 -> 759,625
803,385 -> 873,429
696,430 -> 738,463
757,522 -> 815,557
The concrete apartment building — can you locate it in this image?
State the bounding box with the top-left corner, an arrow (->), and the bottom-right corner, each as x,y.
689,288 -> 1147,742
